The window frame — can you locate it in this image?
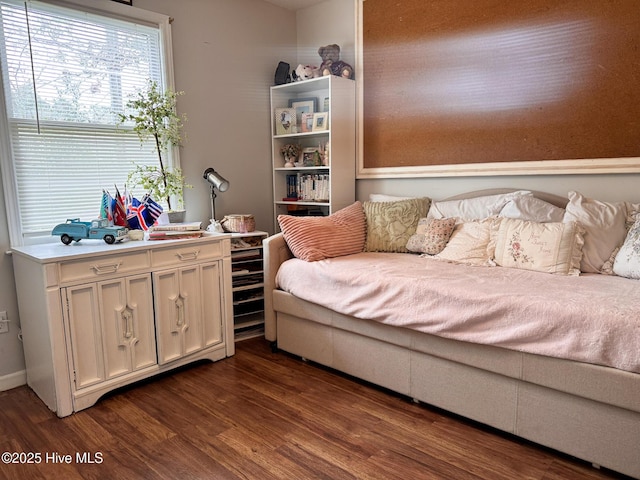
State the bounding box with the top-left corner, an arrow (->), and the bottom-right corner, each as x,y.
0,0 -> 178,246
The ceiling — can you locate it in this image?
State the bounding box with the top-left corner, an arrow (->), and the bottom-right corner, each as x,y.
262,0 -> 326,11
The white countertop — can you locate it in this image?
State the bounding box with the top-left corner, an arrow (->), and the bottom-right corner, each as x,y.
12,232 -> 231,263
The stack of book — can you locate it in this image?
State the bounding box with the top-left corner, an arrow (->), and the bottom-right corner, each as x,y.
147,222 -> 204,240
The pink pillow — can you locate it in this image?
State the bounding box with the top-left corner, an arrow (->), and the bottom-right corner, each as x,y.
278,202 -> 366,261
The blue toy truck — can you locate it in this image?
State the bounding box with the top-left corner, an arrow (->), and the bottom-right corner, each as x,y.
52,218 -> 129,245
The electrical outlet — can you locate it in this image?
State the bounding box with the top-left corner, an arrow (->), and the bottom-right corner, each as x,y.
0,311 -> 8,334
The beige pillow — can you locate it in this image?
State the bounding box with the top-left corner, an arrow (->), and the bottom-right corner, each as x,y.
406,218 -> 456,254
562,191 -> 628,273
490,218 -> 584,276
432,218 -> 493,266
278,201 -> 366,262
363,197 -> 430,253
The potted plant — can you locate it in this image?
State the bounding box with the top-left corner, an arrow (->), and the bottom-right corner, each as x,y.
118,80 -> 191,221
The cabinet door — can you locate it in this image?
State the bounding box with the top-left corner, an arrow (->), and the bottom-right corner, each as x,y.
65,284 -> 105,389
64,274 -> 156,390
98,275 -> 157,378
154,265 -> 204,364
201,262 -> 223,347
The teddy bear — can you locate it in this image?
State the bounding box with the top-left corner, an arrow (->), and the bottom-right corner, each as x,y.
292,64 -> 320,82
318,44 -> 353,79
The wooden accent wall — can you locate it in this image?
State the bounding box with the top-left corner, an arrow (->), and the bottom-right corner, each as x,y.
362,0 -> 640,169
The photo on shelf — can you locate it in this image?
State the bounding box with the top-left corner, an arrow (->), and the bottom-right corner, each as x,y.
275,107 -> 296,135
301,112 -> 314,132
302,147 -> 320,166
323,96 -> 329,112
312,112 -> 328,131
289,97 -> 316,128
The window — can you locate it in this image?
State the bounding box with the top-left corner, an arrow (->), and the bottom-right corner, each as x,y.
0,0 -> 175,245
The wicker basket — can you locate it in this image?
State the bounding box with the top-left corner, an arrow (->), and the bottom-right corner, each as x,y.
220,214 -> 255,233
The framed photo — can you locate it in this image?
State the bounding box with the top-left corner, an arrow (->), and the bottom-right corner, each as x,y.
312,112 -> 328,132
323,96 -> 330,112
289,97 -> 316,127
275,108 -> 296,135
300,112 -> 314,133
302,147 -> 320,166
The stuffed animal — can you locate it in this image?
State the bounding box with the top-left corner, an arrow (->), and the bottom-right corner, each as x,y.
318,44 -> 353,79
292,64 -> 320,82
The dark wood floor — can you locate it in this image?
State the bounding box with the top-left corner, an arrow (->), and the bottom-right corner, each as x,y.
0,338 -> 632,480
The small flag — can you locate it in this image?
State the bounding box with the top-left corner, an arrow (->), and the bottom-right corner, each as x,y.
99,190 -> 110,220
112,185 -> 128,227
126,197 -> 146,231
142,194 -> 163,225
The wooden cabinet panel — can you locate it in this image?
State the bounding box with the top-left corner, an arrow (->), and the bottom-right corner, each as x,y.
98,275 -> 156,378
13,235 -> 233,417
65,284 -> 104,389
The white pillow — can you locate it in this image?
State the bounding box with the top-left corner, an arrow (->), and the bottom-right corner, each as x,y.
613,216 -> 640,279
562,191 -> 629,273
369,193 -> 415,202
500,196 -> 565,223
428,191 -> 531,223
490,218 -> 584,276
431,218 -> 493,266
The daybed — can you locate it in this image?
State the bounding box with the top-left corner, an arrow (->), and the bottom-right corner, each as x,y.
264,189 -> 640,479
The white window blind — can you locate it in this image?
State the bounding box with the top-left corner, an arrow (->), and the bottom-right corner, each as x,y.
0,0 -> 170,243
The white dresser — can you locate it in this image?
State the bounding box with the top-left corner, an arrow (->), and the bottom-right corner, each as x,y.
12,234 -> 234,417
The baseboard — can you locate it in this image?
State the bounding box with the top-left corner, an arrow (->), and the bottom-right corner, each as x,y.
0,369 -> 26,391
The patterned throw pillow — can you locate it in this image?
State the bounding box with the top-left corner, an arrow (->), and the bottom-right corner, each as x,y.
490,218 -> 584,276
613,216 -> 640,279
278,201 -> 366,262
406,218 -> 456,254
363,197 -> 430,253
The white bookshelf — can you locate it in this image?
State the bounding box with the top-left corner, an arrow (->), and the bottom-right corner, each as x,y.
270,76 -> 356,231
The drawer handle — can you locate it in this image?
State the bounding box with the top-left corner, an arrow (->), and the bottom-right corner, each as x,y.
175,297 -> 185,327
176,250 -> 200,261
91,262 -> 122,275
122,310 -> 133,339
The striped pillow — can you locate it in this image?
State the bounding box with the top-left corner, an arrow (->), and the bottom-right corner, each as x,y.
278,202 -> 366,261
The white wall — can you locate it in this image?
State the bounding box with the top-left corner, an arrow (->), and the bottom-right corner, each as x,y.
0,0 -> 297,386
297,0 -> 640,204
133,0 -> 297,234
0,169 -> 24,386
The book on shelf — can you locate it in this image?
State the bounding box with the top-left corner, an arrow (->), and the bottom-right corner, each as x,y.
149,221 -> 202,232
148,230 -> 204,240
282,172 -> 330,202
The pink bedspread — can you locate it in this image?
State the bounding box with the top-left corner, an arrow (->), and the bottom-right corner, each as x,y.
276,252 -> 640,374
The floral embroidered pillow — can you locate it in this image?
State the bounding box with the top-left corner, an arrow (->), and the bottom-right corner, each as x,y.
490,218 -> 584,276
613,216 -> 640,279
406,218 -> 456,254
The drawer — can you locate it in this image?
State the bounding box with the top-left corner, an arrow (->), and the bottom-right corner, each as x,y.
59,251 -> 150,284
151,241 -> 224,268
